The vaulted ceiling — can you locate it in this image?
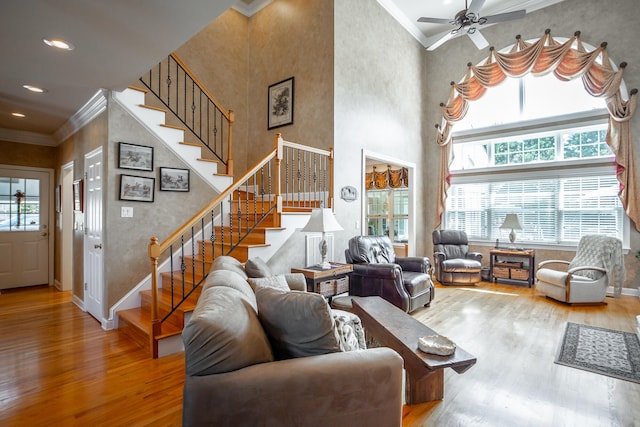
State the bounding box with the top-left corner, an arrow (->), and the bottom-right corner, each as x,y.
0,0 -> 563,145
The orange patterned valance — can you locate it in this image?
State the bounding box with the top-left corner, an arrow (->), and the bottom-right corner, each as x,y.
435,29 -> 638,231
366,166 -> 408,190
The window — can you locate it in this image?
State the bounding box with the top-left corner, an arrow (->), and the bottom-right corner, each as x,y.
444,73 -> 624,246
367,188 -> 408,243
0,177 -> 41,231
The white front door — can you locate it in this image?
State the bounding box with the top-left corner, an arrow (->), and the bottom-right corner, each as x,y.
84,149 -> 104,322
0,167 -> 52,289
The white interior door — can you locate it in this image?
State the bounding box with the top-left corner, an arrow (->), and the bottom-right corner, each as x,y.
0,166 -> 52,289
84,149 -> 104,322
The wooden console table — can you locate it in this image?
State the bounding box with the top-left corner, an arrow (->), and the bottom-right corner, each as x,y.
351,296 -> 476,404
489,248 -> 535,287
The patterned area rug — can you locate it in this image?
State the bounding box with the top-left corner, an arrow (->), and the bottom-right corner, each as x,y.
555,322 -> 640,383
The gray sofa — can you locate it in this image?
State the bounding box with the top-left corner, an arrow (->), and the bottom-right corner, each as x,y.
182,256 -> 404,427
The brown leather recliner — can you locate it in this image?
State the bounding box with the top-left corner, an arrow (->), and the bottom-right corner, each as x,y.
432,230 -> 482,285
345,235 -> 434,313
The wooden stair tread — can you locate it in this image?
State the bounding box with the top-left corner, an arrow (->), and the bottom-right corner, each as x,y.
127,85 -> 147,94
138,104 -> 166,113
140,288 -> 199,312
180,141 -> 202,147
118,307 -> 182,338
160,123 -> 186,131
197,157 -> 219,163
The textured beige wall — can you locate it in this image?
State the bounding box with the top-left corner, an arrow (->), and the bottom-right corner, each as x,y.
424,0 -> 640,290
247,0 -> 335,162
0,140 -> 57,169
333,0 -> 428,259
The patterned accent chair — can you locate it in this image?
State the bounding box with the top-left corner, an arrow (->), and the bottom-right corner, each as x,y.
432,230 -> 483,285
535,235 -> 625,304
345,235 -> 434,313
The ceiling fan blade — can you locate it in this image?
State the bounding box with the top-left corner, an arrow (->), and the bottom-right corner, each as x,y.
426,30 -> 456,51
467,29 -> 489,50
418,16 -> 453,24
482,9 -> 526,24
467,0 -> 486,16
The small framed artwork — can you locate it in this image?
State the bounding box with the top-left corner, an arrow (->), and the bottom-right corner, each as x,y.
119,174 -> 155,202
268,76 -> 294,130
73,179 -> 83,212
55,185 -> 61,213
159,167 -> 190,192
118,142 -> 154,171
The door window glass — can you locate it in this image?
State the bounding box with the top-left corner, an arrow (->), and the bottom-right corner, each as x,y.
0,177 -> 40,231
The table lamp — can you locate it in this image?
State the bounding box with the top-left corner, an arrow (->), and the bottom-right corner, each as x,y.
301,208 -> 343,269
500,213 -> 523,248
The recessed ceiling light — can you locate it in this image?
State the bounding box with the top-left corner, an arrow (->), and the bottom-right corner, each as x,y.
43,38 -> 75,51
12,112 -> 26,118
23,84 -> 47,93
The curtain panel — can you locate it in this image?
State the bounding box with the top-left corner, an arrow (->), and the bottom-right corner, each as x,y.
435,30 -> 638,230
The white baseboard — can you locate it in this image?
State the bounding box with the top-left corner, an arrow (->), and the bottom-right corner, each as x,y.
72,294 -> 85,311
606,286 -> 640,298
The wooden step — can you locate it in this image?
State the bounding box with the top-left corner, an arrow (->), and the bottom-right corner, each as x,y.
117,307 -> 183,355
139,104 -> 166,113
160,123 -> 186,131
140,288 -> 198,329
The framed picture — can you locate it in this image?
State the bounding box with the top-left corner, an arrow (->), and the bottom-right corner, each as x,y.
268,76 -> 294,130
55,185 -> 61,213
73,179 -> 83,212
119,174 -> 155,202
159,167 -> 190,192
118,142 -> 154,171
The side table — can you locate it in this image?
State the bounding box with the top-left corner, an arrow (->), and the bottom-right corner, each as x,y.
290,263 -> 353,301
489,248 -> 536,287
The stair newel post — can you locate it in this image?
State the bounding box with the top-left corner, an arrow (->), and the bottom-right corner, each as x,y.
227,109 -> 234,176
148,236 -> 162,358
274,133 -> 283,227
328,147 -> 334,209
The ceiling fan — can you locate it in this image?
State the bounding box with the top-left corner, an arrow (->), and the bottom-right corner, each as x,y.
418,0 -> 526,51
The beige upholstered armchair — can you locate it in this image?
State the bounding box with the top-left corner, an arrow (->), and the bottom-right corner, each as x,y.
535,235 -> 625,304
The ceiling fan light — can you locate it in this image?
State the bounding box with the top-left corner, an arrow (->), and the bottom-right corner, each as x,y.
22,84 -> 47,93
43,38 -> 75,51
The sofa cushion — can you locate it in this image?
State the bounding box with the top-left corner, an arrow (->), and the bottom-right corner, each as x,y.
245,257 -> 273,278
210,256 -> 248,280
183,286 -> 273,376
255,286 -> 340,359
247,274 -> 290,292
202,269 -> 257,312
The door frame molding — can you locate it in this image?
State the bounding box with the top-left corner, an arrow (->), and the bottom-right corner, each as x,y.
360,151 -> 416,256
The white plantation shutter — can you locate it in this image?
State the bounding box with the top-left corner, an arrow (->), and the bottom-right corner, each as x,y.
445,173 -> 622,244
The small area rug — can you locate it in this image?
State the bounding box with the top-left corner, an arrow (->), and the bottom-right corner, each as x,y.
555,322 -> 640,383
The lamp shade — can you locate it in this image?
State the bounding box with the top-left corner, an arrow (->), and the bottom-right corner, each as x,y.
500,214 -> 522,230
301,208 -> 343,233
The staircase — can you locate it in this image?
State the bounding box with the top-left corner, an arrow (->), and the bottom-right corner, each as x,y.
114,53 -> 334,358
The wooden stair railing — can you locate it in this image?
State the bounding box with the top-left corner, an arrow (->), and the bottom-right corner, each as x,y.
146,134 -> 333,357
140,53 -> 234,175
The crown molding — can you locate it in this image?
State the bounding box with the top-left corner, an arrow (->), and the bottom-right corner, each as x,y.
232,0 -> 272,17
54,89 -> 108,144
0,127 -> 57,146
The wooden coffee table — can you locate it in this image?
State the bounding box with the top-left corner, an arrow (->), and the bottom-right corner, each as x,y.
351,296 -> 476,404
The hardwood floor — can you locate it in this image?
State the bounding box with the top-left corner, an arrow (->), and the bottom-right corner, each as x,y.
0,282 -> 638,426
0,285 -> 184,427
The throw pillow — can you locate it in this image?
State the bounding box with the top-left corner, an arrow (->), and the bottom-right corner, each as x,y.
245,256 -> 273,278
182,286 -> 273,376
202,269 -> 257,312
210,256 -> 248,280
247,275 -> 290,292
255,286 -> 340,359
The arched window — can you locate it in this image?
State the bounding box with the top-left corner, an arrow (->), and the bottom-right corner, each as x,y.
435,30 -> 637,249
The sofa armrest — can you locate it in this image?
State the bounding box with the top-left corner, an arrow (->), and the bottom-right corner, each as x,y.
352,263 -> 401,279
284,273 -> 307,292
396,256 -> 431,273
466,252 -> 483,262
183,347 -> 403,427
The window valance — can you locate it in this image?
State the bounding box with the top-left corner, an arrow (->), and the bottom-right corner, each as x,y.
366,166 -> 409,190
435,29 -> 638,230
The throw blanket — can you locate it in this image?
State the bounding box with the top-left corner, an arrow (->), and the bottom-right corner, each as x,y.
568,235 -> 626,298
